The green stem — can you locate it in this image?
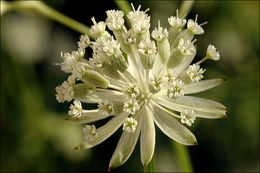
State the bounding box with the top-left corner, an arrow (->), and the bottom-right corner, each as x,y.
179,0 -> 194,18
172,141 -> 193,172
1,1 -> 91,36
144,155 -> 155,172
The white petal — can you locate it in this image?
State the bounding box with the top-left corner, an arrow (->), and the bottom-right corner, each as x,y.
154,95 -> 226,114
75,112 -> 128,150
109,107 -> 144,169
66,110 -> 109,124
183,79 -> 226,94
140,106 -> 156,166
150,102 -> 197,145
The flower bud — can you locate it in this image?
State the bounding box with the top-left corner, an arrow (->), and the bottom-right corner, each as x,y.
81,70 -> 110,88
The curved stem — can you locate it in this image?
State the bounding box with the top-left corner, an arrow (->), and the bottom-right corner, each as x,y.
172,140 -> 193,172
179,0 -> 194,18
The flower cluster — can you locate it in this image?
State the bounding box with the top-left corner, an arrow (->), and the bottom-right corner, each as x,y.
55,4 -> 226,170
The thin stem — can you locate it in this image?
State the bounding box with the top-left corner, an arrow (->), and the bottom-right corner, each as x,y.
2,1 -> 92,37
196,56 -> 208,65
145,69 -> 150,93
144,154 -> 155,172
172,141 -> 193,172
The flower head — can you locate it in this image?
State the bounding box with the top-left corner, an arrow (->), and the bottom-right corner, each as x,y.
56,4 -> 227,170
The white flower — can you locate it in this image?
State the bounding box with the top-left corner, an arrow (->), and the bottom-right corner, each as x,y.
77,34 -> 90,49
168,16 -> 186,28
207,44 -> 220,61
186,64 -> 206,82
187,15 -> 206,35
167,79 -> 185,97
89,17 -> 107,38
55,76 -> 75,103
123,117 -> 138,133
127,4 -> 150,33
68,100 -> 83,118
181,110 -> 196,126
56,4 -> 227,170
123,83 -> 140,98
123,99 -> 140,115
177,38 -> 196,55
106,10 -> 124,31
152,21 -> 168,42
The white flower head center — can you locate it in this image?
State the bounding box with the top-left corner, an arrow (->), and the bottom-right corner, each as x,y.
181,110 -> 196,126
167,79 -> 185,98
178,38 -> 196,56
123,117 -> 138,133
82,125 -> 97,142
207,44 -> 220,61
186,64 -> 206,82
98,100 -> 114,116
68,100 -> 83,118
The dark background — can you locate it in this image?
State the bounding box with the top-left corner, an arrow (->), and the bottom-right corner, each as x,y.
1,0 -> 259,172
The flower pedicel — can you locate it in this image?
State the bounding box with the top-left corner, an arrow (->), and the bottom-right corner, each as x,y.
55,4 -> 227,170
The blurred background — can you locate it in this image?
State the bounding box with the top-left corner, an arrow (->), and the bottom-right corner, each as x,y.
1,0 -> 259,172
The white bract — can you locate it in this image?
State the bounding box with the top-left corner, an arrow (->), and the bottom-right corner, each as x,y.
56,4 -> 227,170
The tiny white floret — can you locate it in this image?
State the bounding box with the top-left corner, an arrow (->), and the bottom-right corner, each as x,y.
82,125 -> 97,142
68,100 -> 83,118
167,79 -> 185,97
181,110 -> 196,126
186,64 -> 206,82
207,44 -> 220,61
123,117 -> 138,133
